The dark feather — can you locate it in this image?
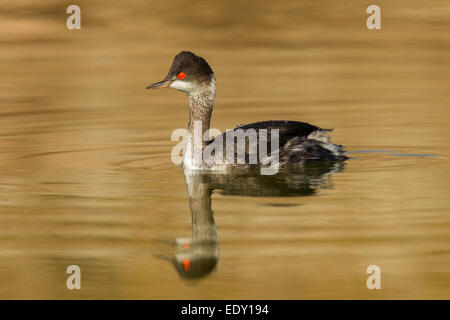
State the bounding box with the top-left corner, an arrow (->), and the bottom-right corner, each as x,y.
207,120 -> 346,165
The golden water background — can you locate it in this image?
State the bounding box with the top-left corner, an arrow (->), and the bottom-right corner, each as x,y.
0,0 -> 449,298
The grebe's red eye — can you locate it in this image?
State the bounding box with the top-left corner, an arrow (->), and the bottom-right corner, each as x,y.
177,72 -> 186,80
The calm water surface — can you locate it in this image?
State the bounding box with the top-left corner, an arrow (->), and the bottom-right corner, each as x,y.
0,1 -> 449,298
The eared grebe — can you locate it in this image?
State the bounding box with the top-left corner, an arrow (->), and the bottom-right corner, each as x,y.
147,51 -> 347,172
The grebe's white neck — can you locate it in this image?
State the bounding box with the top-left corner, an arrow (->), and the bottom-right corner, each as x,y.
183,76 -> 216,169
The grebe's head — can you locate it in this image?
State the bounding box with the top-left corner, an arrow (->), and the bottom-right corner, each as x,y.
146,51 -> 214,95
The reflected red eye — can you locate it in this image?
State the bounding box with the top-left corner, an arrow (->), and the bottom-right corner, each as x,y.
177,72 -> 186,80
182,258 -> 190,271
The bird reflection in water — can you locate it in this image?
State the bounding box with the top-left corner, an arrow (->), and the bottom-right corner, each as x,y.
155,162 -> 344,280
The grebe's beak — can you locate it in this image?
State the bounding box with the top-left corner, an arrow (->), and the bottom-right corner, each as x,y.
146,79 -> 172,89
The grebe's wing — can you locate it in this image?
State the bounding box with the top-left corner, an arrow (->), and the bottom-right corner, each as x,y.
209,120 -> 329,146
207,120 -> 345,164
234,120 -> 326,141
